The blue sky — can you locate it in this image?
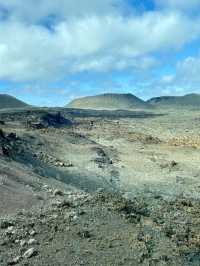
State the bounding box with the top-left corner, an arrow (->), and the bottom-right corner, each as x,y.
0,0 -> 200,106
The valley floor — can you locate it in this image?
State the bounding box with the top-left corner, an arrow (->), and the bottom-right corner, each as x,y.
0,107 -> 199,265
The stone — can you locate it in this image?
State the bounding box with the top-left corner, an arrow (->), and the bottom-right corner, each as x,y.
23,248 -> 37,259
52,214 -> 59,219
53,189 -> 64,197
56,199 -> 71,208
8,256 -> 21,265
64,211 -> 77,220
28,238 -> 38,245
65,162 -> 74,167
34,194 -> 44,201
170,160 -> 178,168
77,230 -> 91,239
72,215 -> 78,221
29,230 -> 36,236
6,226 -> 15,235
0,219 -> 14,229
20,240 -> 26,247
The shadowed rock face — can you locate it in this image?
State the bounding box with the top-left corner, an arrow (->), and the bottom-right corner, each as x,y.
0,129 -> 19,157
147,93 -> 200,107
0,94 -> 29,109
67,93 -> 150,110
28,112 -> 73,129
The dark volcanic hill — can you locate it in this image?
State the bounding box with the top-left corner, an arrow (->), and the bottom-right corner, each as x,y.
0,94 -> 29,109
67,93 -> 150,110
147,93 -> 200,107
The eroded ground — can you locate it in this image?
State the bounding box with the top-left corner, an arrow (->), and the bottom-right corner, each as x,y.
0,108 -> 199,265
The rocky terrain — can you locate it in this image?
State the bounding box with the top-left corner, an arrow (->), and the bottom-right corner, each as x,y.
0,106 -> 199,265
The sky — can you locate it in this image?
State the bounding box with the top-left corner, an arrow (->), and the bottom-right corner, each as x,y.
0,0 -> 200,106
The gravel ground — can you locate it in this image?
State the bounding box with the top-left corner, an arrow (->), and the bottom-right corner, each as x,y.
0,107 -> 199,265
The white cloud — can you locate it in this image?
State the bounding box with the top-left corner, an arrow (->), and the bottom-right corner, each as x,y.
152,54 -> 200,96
0,1 -> 200,82
71,55 -> 158,73
0,0 -> 126,22
161,75 -> 175,83
176,56 -> 200,85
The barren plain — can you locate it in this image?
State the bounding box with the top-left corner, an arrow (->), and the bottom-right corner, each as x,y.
0,107 -> 199,265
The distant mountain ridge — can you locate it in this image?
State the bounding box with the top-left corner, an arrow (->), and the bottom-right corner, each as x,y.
67,93 -> 150,110
0,94 -> 29,109
147,93 -> 200,106
1,92 -> 200,110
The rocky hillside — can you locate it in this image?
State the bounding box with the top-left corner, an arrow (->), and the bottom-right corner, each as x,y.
148,93 -> 200,107
67,93 -> 150,110
0,94 -> 29,109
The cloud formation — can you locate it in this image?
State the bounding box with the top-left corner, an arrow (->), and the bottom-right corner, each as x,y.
163,55 -> 200,90
0,2 -> 200,82
0,0 -> 200,104
0,0 -> 126,22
